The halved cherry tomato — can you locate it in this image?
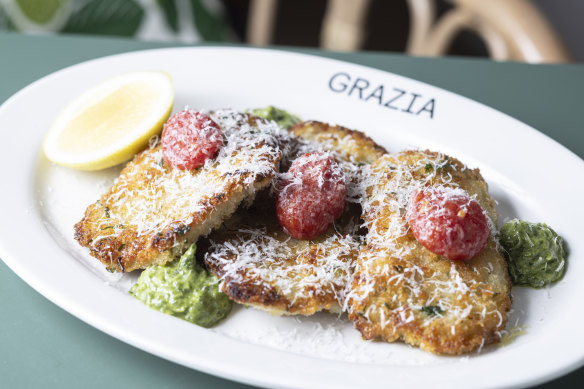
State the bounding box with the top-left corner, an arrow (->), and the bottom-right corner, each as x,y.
161,109 -> 223,170
276,152 -> 346,240
406,187 -> 490,260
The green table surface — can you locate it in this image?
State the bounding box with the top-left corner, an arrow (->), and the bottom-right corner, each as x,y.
0,31 -> 583,389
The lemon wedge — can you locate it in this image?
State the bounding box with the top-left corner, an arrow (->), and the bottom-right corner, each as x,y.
43,70 -> 174,171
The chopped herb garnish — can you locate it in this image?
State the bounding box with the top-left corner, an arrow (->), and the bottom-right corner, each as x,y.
175,225 -> 191,236
436,158 -> 451,170
101,224 -> 124,230
118,244 -> 125,251
421,305 -> 444,316
106,267 -> 116,273
425,158 -> 451,173
104,206 -> 111,218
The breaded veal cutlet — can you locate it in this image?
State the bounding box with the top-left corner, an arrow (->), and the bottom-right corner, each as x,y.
346,150 -> 512,355
75,110 -> 286,272
203,121 -> 386,315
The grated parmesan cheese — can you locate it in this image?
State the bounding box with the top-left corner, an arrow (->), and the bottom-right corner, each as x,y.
345,150 -> 512,355
75,109 -> 289,272
203,122 -> 386,315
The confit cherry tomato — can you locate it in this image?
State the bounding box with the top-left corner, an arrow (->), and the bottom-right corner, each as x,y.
276,152 -> 346,240
406,187 -> 490,260
161,109 -> 223,170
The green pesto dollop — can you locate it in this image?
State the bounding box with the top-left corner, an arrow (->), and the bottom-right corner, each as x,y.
129,244 -> 232,328
499,219 -> 567,288
250,106 -> 301,129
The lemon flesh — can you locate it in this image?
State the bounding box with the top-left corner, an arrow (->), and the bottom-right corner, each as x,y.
43,71 -> 174,171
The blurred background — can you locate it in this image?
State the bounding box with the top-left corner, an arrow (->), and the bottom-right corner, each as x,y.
0,0 -> 580,63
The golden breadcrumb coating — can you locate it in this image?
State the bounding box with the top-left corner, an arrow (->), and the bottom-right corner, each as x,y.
346,150 -> 512,355
204,121 -> 386,315
75,111 -> 285,272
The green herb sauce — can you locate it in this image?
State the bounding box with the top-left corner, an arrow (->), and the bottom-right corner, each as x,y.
499,219 -> 567,288
129,244 -> 232,327
250,106 -> 301,129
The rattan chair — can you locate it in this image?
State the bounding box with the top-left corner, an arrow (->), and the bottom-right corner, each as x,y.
247,0 -> 571,63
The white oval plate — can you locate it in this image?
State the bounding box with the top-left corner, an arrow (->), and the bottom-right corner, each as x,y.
0,47 -> 583,389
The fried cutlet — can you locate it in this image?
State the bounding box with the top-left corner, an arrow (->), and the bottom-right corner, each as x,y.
346,150 -> 512,355
74,110 -> 286,272
203,121 -> 386,315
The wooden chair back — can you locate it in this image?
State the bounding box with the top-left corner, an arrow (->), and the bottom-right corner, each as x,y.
248,0 -> 571,63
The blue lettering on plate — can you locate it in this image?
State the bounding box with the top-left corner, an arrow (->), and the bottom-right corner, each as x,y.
328,72 -> 436,119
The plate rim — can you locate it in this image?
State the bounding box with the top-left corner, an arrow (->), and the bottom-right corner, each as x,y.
0,45 -> 583,389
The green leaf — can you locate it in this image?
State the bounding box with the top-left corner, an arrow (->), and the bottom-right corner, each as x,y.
63,0 -> 144,36
189,0 -> 228,41
0,4 -> 15,30
156,0 -> 178,32
15,0 -> 63,24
